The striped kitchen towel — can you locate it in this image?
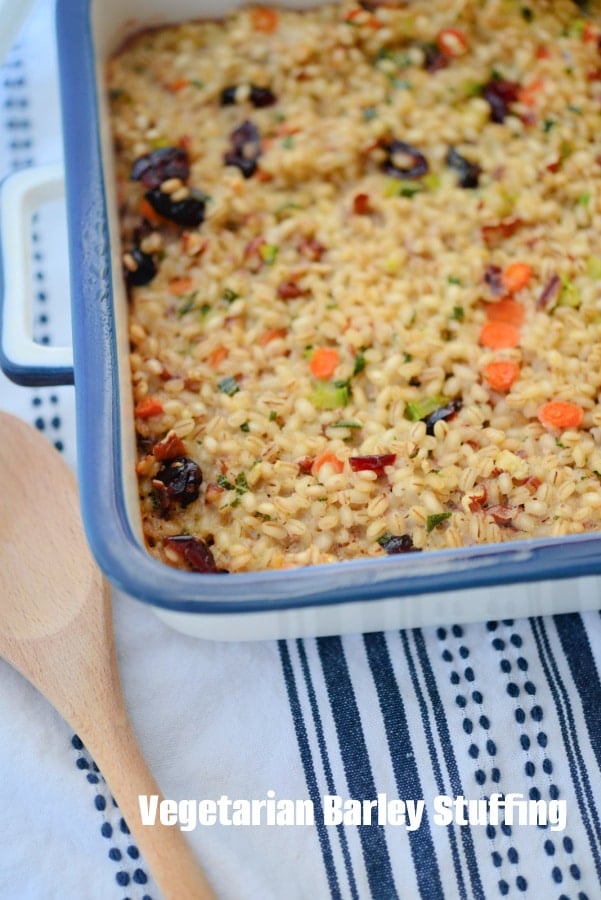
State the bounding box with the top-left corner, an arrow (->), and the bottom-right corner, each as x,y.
1,2 -> 601,898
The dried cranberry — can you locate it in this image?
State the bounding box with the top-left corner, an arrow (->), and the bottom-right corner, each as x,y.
250,85 -> 277,107
487,504 -> 516,527
422,43 -> 449,73
482,78 -> 520,123
131,146 -> 190,189
123,247 -> 157,287
349,454 -> 397,475
378,533 -> 421,554
152,456 -> 202,512
446,146 -> 481,188
164,535 -> 227,573
424,399 -> 462,435
144,188 -> 206,227
224,120 -> 262,178
220,85 -> 238,105
381,140 -> 429,180
481,217 -> 524,247
220,84 -> 277,108
277,280 -> 306,299
297,456 -> 314,475
483,264 -> 504,296
536,273 -> 561,309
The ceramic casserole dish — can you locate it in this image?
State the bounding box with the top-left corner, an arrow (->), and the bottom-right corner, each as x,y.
2,0 -> 601,640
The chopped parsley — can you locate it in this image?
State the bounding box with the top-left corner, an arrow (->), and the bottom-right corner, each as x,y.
426,512 -> 452,532
218,375 -> 240,396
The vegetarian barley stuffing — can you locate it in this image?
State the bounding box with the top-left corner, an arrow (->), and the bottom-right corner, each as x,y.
108,0 -> 601,575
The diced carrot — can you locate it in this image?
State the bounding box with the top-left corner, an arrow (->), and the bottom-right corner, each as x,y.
483,359 -> 520,392
139,197 -> 164,225
502,262 -> 532,294
518,79 -> 544,107
486,297 -> 526,328
353,193 -> 372,215
134,396 -> 163,419
250,6 -> 279,32
255,169 -> 274,183
583,22 -> 598,43
311,452 -> 344,477
168,276 -> 193,296
259,327 -> 287,345
535,45 -> 551,60
167,78 -> 190,92
537,401 -> 584,430
208,345 -> 228,368
344,8 -> 380,28
309,347 -> 340,379
479,320 -> 521,349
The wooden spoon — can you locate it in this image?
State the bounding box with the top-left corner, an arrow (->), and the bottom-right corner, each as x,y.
0,411 -> 216,900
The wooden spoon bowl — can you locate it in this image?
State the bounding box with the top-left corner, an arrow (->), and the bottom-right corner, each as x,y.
0,411 -> 215,900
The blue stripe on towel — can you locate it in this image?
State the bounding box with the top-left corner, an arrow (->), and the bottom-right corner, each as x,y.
411,629 -> 486,900
278,640 -> 342,900
530,617 -> 601,879
363,632 -> 445,900
317,636 -> 399,900
554,613 -> 601,773
296,640 -> 360,900
400,630 -> 470,900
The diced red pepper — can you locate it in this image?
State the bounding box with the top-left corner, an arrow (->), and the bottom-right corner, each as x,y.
153,431 -> 185,461
349,453 -> 396,475
436,28 -> 468,58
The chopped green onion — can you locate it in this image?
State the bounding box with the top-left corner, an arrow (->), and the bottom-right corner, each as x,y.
451,306 -> 465,321
331,420 -> 362,429
235,472 -> 249,494
587,256 -> 601,279
353,351 -> 366,376
426,512 -> 451,532
217,474 -> 234,491
422,172 -> 441,191
222,288 -> 239,303
177,292 -> 199,317
405,394 -> 448,422
558,277 -> 581,308
309,380 -> 350,409
259,243 -> 278,264
240,421 -> 250,432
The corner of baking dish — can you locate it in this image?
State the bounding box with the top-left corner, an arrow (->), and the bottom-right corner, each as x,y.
53,0 -> 601,617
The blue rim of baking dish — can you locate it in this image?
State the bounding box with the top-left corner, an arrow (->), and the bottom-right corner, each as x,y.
55,0 -> 601,615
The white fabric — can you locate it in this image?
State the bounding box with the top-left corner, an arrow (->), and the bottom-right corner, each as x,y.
3,4 -> 601,900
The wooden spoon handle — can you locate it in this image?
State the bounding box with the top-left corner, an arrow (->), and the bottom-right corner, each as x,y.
86,715 -> 216,900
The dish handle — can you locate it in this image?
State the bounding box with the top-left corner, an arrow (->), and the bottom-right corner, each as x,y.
0,164 -> 74,386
